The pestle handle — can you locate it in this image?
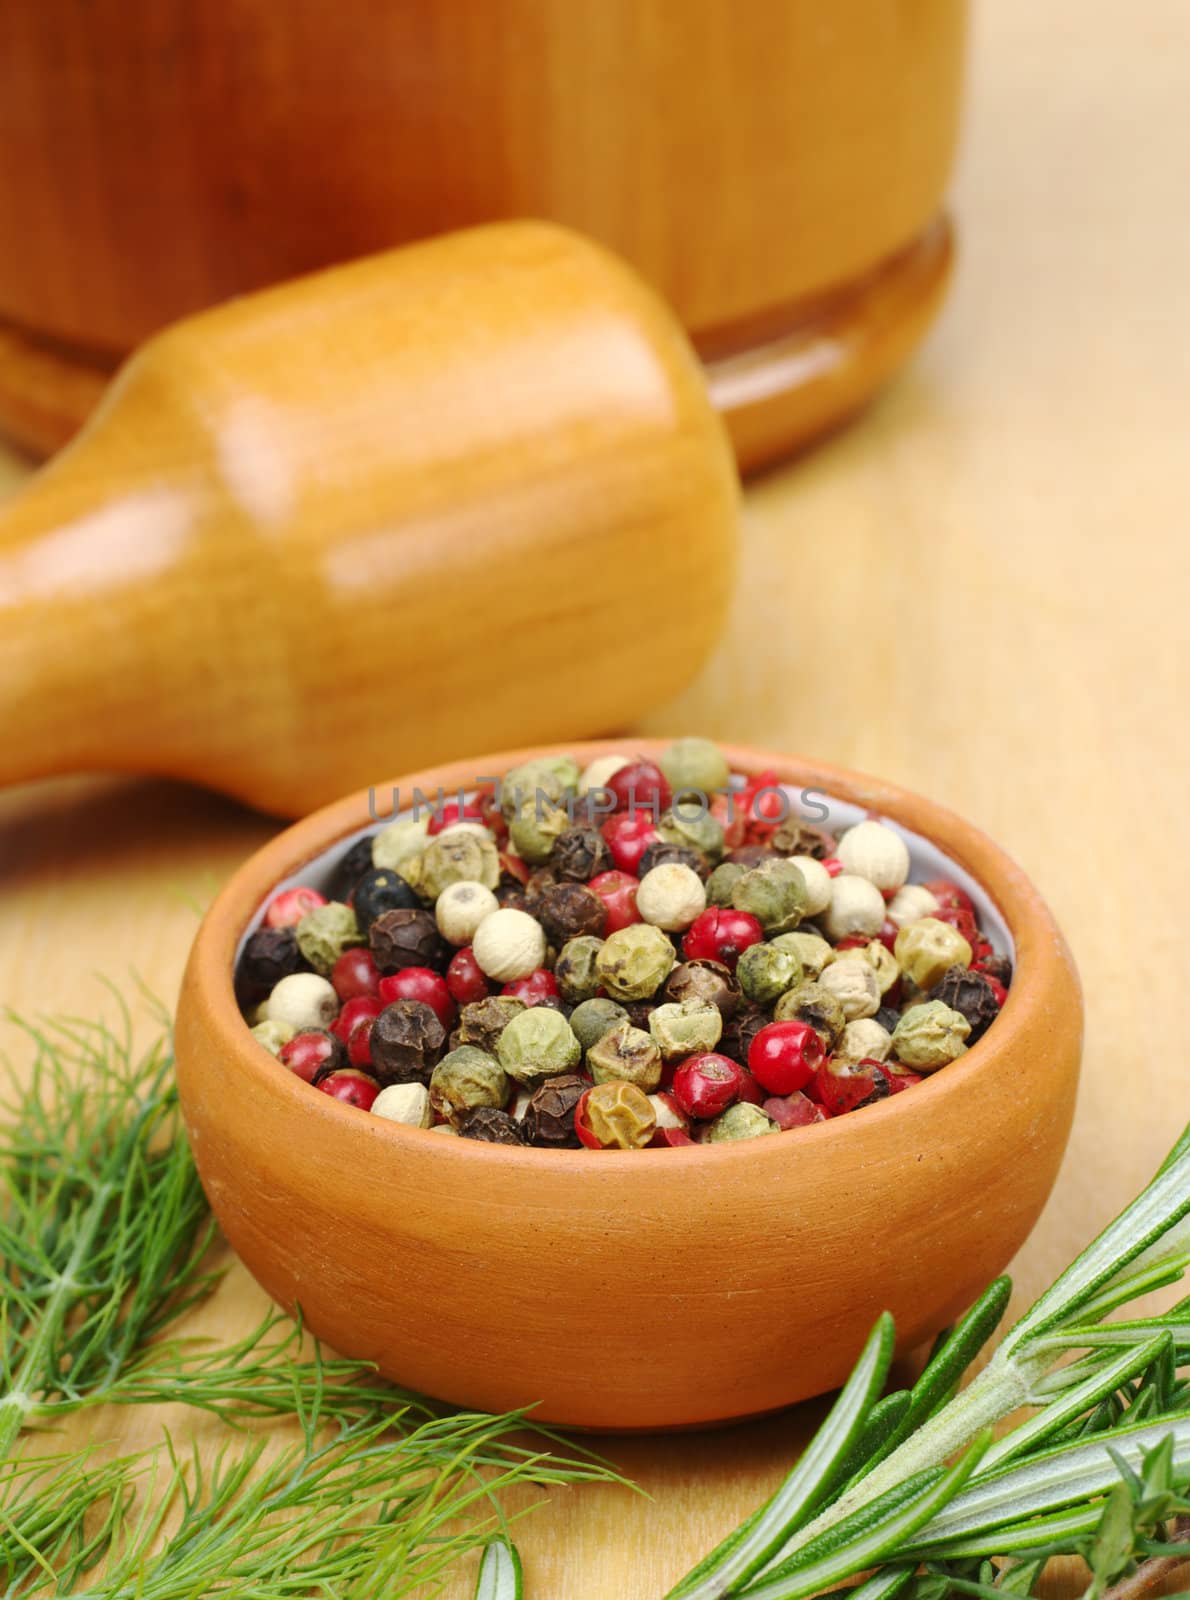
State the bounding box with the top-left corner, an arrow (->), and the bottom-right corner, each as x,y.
0,223 -> 738,815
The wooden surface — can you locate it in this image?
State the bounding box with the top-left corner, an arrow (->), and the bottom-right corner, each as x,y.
2,1 -> 1190,1593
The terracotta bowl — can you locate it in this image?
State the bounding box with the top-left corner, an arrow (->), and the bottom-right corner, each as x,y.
174,741 -> 1082,1431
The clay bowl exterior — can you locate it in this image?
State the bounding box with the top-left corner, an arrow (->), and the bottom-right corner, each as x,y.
174,741 -> 1082,1431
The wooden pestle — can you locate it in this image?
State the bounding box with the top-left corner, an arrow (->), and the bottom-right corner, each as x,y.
0,223 -> 738,815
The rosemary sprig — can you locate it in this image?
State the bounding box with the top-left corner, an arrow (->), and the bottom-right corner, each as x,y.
0,1004 -> 630,1596
668,1123 -> 1190,1600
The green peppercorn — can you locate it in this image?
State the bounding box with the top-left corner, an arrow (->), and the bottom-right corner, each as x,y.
587,1021 -> 663,1091
509,797 -> 571,865
736,941 -> 803,1006
429,1046 -> 510,1124
500,757 -> 579,819
250,1018 -> 295,1056
771,930 -> 834,981
455,995 -> 526,1054
657,801 -> 726,865
554,935 -> 606,1003
731,858 -> 807,934
658,737 -> 731,796
895,918 -> 974,991
594,923 -> 676,1001
891,1001 -> 971,1070
705,861 -> 746,907
769,819 -> 837,860
295,902 -> 362,976
648,998 -> 723,1060
582,1081 -> 656,1150
496,1006 -> 582,1084
371,815 -> 431,871
419,829 -> 501,898
569,997 -> 630,1052
704,1103 -> 778,1142
773,981 -> 846,1049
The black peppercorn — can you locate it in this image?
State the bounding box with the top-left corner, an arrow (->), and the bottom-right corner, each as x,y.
620,999 -> 657,1032
976,954 -> 1013,988
495,886 -> 531,914
354,869 -> 421,935
664,958 -> 741,1019
933,966 -> 1001,1042
638,841 -> 710,881
455,996 -> 527,1055
875,1004 -> 902,1034
523,1073 -> 587,1148
725,845 -> 776,870
550,826 -> 613,883
536,882 -> 608,946
457,1107 -> 525,1145
370,999 -> 446,1086
369,908 -> 447,973
769,820 -> 838,860
523,867 -> 560,918
718,1003 -> 771,1065
327,834 -> 377,902
236,925 -> 310,1006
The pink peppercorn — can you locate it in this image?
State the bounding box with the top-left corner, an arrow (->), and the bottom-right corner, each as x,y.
748,1020 -> 825,1096
446,947 -> 492,1006
264,886 -> 327,929
682,907 -> 764,970
671,1053 -> 744,1120
378,968 -> 455,1030
502,969 -> 560,1006
331,946 -> 381,1002
316,1068 -> 380,1110
602,812 -> 659,874
588,870 -> 641,933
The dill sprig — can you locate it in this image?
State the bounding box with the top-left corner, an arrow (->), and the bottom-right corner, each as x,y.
0,1000 -> 630,1596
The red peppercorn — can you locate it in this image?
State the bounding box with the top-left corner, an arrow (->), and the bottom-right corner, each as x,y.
498,851 -> 531,886
279,1030 -> 344,1084
477,787 -> 509,842
741,769 -> 786,844
378,967 -> 455,1030
330,995 -> 383,1042
931,904 -> 979,945
446,946 -> 492,1006
811,1058 -> 887,1116
822,857 -> 843,878
426,798 -> 486,835
347,1016 -> 377,1068
736,1069 -> 765,1106
574,1088 -> 602,1150
331,946 -> 381,1002
588,870 -> 641,933
315,1068 -> 380,1110
923,878 -> 974,914
984,976 -> 1008,1007
601,812 -> 659,874
649,1090 -> 691,1137
263,886 -> 327,929
748,1020 -> 825,1095
605,759 -> 672,818
502,968 -> 560,1006
764,1091 -> 830,1130
652,1127 -> 696,1148
878,918 -> 899,953
671,1053 -> 744,1120
879,1062 -> 924,1095
681,907 -> 764,969
970,939 -> 994,967
709,793 -> 748,850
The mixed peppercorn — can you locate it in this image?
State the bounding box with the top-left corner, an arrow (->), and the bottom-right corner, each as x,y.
236,741 -> 1012,1150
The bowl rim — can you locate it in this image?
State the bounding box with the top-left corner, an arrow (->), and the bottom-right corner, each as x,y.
183,739 -> 1078,1171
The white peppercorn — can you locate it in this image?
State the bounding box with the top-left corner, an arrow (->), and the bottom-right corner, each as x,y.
637,863 -> 707,931
265,972 -> 340,1032
434,880 -> 499,946
788,855 -> 832,916
250,1018 -> 295,1056
838,1018 -> 893,1065
836,938 -> 900,995
371,815 -> 430,872
471,908 -> 548,982
887,883 -> 941,928
818,959 -> 882,1020
576,753 -> 631,796
822,873 -> 886,942
371,1082 -> 433,1128
837,820 -> 910,893
895,917 -> 973,991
